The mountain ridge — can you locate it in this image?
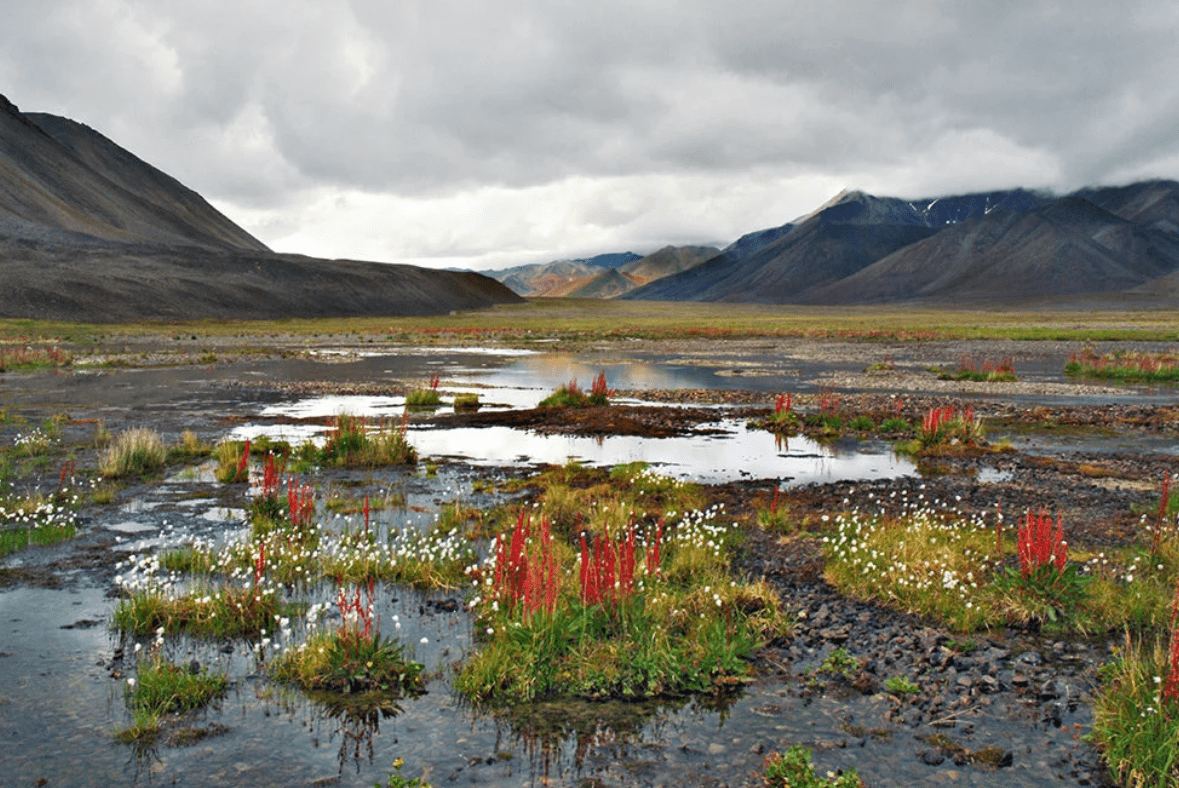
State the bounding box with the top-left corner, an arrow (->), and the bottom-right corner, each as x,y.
0,94 -> 521,321
622,181 -> 1179,306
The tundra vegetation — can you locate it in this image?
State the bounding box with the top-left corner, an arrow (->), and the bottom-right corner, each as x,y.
1066,348 -> 1179,383
4,305 -> 1179,785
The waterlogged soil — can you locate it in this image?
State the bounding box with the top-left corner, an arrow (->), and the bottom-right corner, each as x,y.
2,334 -> 1177,787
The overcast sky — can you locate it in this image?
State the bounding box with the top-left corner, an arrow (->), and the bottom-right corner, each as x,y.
3,1 -> 1177,269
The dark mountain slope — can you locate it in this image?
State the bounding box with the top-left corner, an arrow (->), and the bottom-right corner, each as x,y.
0,94 -> 521,321
804,197 -> 1179,304
1071,179 -> 1179,236
909,187 -> 1051,227
624,191 -> 938,302
0,95 -> 268,251
0,239 -> 518,322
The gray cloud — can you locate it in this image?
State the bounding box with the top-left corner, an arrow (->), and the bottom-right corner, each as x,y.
2,0 -> 1177,266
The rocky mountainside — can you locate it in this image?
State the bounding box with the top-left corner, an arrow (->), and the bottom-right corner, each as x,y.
0,94 -> 520,321
804,196 -> 1179,304
552,268 -> 641,298
622,245 -> 719,284
0,95 -> 268,251
486,252 -> 643,296
624,181 -> 1179,305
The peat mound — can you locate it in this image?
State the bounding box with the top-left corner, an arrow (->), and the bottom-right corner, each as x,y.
435,405 -> 727,438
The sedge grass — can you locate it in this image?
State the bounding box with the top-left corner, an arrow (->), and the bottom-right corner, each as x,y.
320,414 -> 417,468
821,490 -> 1179,636
405,388 -> 442,409
453,393 -> 480,412
0,521 -> 76,558
270,628 -> 424,696
99,427 -> 166,478
0,486 -> 83,557
213,440 -> 250,483
115,657 -> 228,745
1090,635 -> 1179,788
112,580 -> 302,640
167,430 -> 212,463
822,506 -> 1005,632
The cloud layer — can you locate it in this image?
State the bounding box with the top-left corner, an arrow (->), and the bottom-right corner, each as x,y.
3,0 -> 1177,268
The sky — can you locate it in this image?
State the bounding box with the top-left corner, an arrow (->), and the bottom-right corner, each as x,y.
3,1 -> 1178,270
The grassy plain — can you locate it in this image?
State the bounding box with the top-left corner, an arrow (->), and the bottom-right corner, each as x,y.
3,299 -> 1179,345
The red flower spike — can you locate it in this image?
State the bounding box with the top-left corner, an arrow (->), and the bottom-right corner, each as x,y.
1154,470 -> 1172,557
1016,509 -> 1067,579
236,439 -> 251,481
1163,576 -> 1179,705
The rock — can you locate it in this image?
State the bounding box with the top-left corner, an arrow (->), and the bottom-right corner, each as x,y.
1039,680 -> 1060,700
818,626 -> 850,644
922,750 -> 947,766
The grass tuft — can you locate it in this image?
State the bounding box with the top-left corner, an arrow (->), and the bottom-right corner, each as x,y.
99,428 -> 166,478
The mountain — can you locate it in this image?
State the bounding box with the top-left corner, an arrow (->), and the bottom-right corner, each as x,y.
624,182 -> 1179,306
1072,180 -> 1179,235
803,196 -> 1179,304
553,268 -> 641,298
621,245 -> 719,284
504,245 -> 719,299
0,94 -> 521,321
623,191 -> 942,302
0,95 -> 268,251
486,252 -> 643,296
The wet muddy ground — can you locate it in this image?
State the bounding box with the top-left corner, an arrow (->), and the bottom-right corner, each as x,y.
2,334 -> 1177,787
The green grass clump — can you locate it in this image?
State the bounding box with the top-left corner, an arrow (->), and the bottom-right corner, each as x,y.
884,675 -> 921,696
112,583 -> 302,640
99,427 -> 166,478
167,430 -> 212,463
214,440 -> 250,483
457,499 -> 786,704
0,520 -> 76,559
895,405 -> 987,457
761,745 -> 863,788
939,356 -> 1017,382
0,346 -> 72,373
847,415 -> 876,432
538,372 -> 610,408
453,393 -> 481,412
823,508 -> 1000,632
878,417 -> 911,433
115,657 -> 228,745
1067,348 -> 1179,383
405,388 -> 442,409
320,414 -> 417,467
1090,637 -> 1179,788
0,484 -> 82,557
271,628 -> 423,696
